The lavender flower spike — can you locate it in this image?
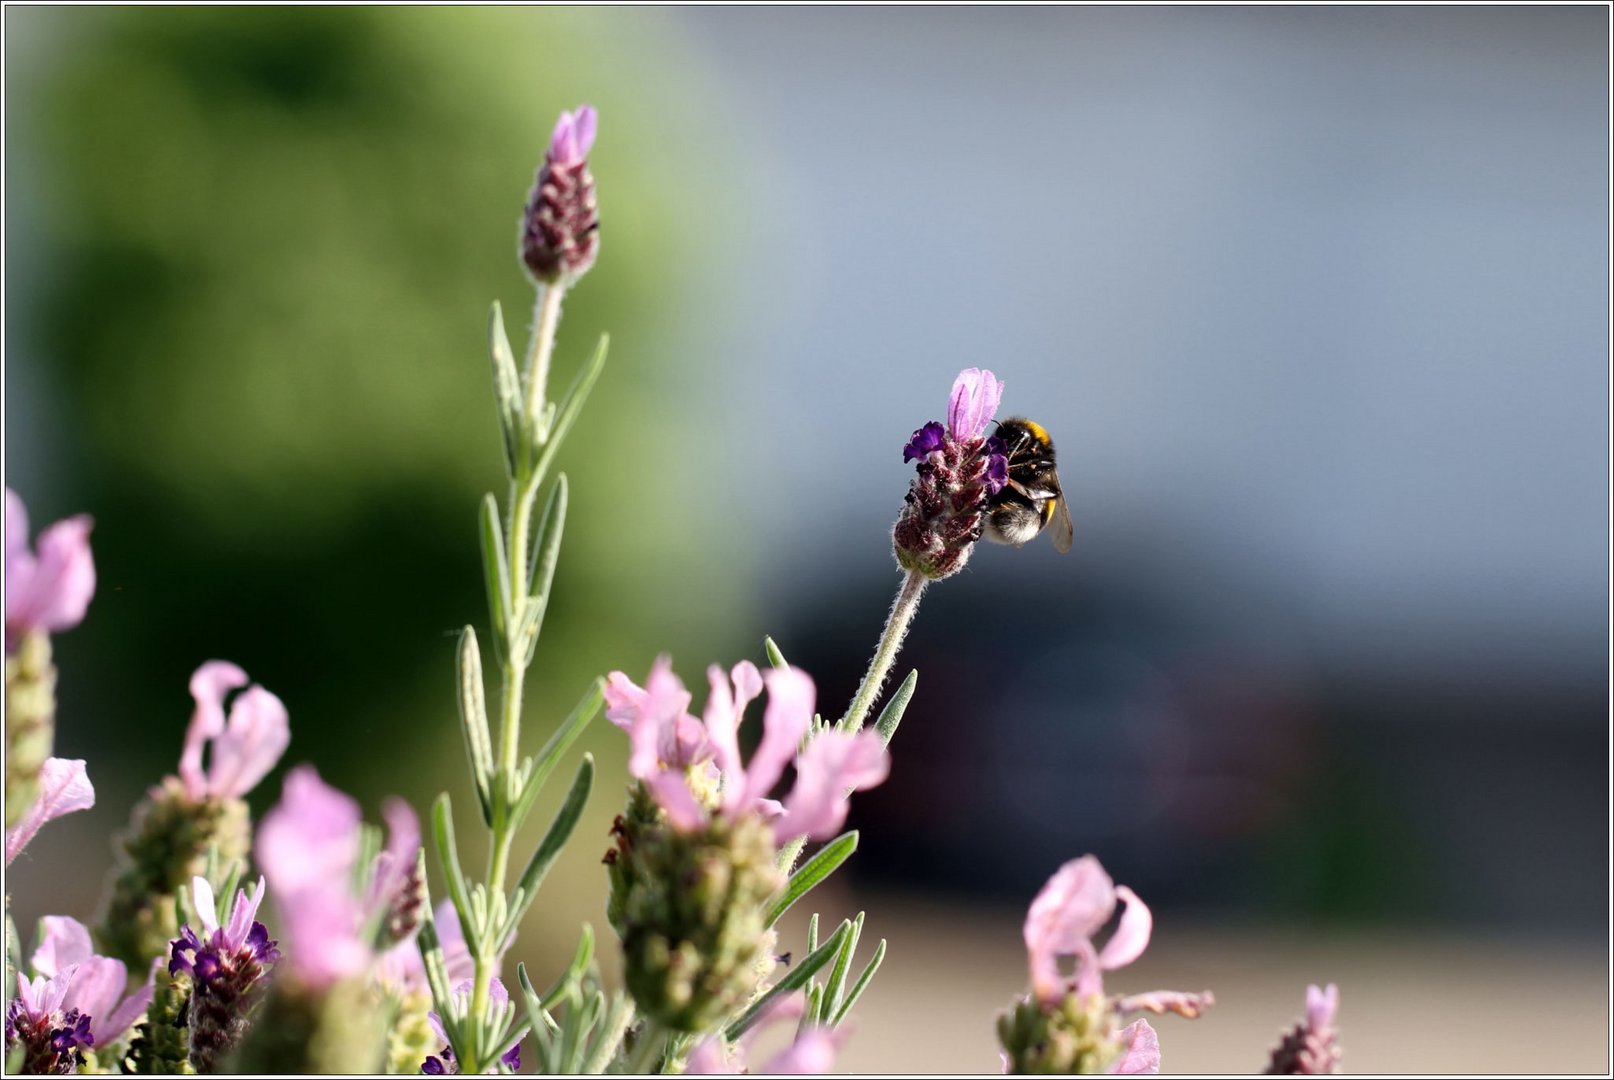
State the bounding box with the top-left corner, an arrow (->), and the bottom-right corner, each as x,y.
178,660 -> 290,802
520,104 -> 601,285
5,757 -> 93,865
5,488 -> 95,651
420,978 -> 521,1074
1265,983 -> 1342,1075
6,969 -> 92,1073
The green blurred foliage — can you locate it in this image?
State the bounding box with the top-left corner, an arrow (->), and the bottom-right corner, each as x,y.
10,7 -> 755,970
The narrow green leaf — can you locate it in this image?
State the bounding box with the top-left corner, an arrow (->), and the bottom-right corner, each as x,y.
216,860 -> 243,911
514,679 -> 602,822
764,636 -> 789,669
418,904 -> 456,1046
506,755 -> 595,934
829,938 -> 886,1027
802,983 -> 825,1033
479,494 -> 513,651
489,302 -> 522,475
725,920 -> 851,1040
821,911 -> 864,1018
806,912 -> 819,954
557,985 -> 586,1073
519,474 -> 568,666
430,794 -> 473,941
456,627 -> 496,823
766,831 -> 858,927
873,669 -> 917,746
528,333 -> 608,493
517,962 -> 560,1036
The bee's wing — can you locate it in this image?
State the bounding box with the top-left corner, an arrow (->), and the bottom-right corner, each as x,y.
1050,489 -> 1075,553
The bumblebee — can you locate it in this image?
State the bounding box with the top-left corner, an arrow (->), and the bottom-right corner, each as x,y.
983,418 -> 1074,553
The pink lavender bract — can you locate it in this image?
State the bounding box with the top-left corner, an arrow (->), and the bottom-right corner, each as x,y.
256,765 -> 419,990
4,757 -> 94,865
1109,1019 -> 1161,1075
947,367 -> 1005,443
5,489 -> 95,652
1023,855 -> 1152,1002
605,657 -> 889,842
178,661 -> 291,802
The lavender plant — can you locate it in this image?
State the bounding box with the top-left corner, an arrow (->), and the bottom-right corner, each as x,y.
1,102 -> 1348,1076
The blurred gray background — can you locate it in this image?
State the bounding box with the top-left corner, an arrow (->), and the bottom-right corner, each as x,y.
6,6 -> 1608,1072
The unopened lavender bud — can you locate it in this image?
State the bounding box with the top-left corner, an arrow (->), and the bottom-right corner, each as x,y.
892,369 -> 1009,581
519,105 -> 600,285
383,988 -> 435,1075
4,633 -> 57,829
1265,984 -> 1342,1075
380,853 -> 428,949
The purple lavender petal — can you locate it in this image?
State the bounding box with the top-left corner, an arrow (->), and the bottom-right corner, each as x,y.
902,422 -> 946,463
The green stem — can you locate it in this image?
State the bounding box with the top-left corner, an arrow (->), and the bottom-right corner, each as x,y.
839,568 -> 928,733
466,282 -> 568,1072
523,282 -> 567,440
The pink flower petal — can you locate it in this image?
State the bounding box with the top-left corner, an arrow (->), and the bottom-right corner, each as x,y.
761,1028 -> 841,1075
222,877 -> 269,952
205,683 -> 290,799
31,916 -> 94,976
1108,1019 -> 1160,1074
6,511 -> 95,643
603,670 -> 648,732
256,765 -> 361,896
180,661 -> 248,800
62,955 -> 128,1040
5,758 -> 95,865
6,488 -> 29,565
775,730 -> 889,843
946,368 -> 1004,442
191,876 -> 220,932
95,960 -> 157,1046
1307,983 -> 1339,1033
702,664 -> 744,812
1023,855 -> 1117,1001
1097,885 -> 1152,972
1116,990 -> 1214,1019
739,668 -> 815,813
685,1037 -> 739,1074
648,770 -> 708,831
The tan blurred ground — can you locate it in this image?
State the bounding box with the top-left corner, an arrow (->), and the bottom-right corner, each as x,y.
778,887 -> 1610,1075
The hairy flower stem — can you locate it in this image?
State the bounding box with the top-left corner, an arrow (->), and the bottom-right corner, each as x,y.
839,568 -> 928,734
627,1019 -> 669,1075
523,283 -> 566,442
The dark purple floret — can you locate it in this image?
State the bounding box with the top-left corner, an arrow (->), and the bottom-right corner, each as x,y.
902,421 -> 947,462
5,1000 -> 94,1074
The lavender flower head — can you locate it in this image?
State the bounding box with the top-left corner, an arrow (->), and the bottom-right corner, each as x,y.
5,757 -> 93,865
605,656 -> 889,841
1000,856 -> 1212,1075
256,765 -> 420,990
1265,984 -> 1342,1075
179,660 -> 290,802
893,369 -> 1011,580
419,978 -> 521,1075
32,916 -> 155,1051
5,488 -> 95,652
520,105 -> 600,285
6,970 -> 93,1074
